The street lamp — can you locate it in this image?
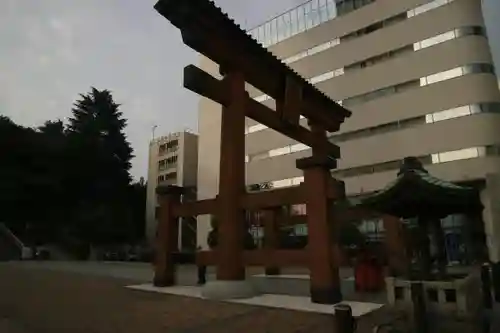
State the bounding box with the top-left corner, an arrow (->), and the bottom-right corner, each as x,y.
151,125 -> 158,140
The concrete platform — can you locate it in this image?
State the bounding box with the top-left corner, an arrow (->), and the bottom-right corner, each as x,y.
201,280 -> 258,300
126,283 -> 383,317
250,274 -> 355,297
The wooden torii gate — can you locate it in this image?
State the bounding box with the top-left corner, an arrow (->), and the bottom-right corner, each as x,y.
153,0 -> 352,304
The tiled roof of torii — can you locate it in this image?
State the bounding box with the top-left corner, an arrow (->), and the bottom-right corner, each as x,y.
153,0 -> 351,125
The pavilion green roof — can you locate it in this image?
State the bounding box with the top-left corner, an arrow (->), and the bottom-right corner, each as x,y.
346,157 -> 482,218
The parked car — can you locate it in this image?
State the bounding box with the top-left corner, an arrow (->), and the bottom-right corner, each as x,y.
126,249 -> 139,261
103,249 -> 126,261
34,246 -> 51,260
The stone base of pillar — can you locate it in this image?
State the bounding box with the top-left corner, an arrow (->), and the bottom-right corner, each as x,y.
153,276 -> 175,287
201,280 -> 258,300
310,286 -> 343,304
265,267 -> 281,276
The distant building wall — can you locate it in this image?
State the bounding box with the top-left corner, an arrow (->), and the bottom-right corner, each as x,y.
145,131 -> 198,247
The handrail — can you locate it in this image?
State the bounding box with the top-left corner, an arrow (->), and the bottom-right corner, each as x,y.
0,223 -> 24,249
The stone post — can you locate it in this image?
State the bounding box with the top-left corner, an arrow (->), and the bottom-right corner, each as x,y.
411,282 -> 428,333
153,185 -> 183,287
334,304 -> 356,333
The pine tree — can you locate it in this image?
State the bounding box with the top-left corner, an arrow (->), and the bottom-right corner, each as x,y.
35,120 -> 70,242
67,87 -> 134,244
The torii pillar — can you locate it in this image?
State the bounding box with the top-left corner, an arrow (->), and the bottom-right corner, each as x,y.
216,70 -> 246,281
201,69 -> 256,299
153,185 -> 183,287
297,122 -> 342,304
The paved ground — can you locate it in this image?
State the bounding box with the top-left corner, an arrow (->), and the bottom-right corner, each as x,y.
0,262 -> 404,333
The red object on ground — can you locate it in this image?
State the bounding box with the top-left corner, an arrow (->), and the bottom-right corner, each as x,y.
355,256 -> 384,292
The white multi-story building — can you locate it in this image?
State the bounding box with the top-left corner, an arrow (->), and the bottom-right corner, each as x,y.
145,131 -> 198,250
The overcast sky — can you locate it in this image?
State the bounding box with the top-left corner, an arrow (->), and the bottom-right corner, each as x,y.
2,0 -> 500,181
0,0 -> 300,180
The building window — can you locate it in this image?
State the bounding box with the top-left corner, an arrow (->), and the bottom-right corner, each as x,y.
165,172 -> 177,180
248,0 -> 374,47
158,155 -> 178,171
166,139 -> 178,151
344,62 -> 494,107
431,147 -> 486,164
158,144 -> 166,155
408,0 -> 452,18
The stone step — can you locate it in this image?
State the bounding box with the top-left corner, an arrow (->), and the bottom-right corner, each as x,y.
249,274 -> 356,297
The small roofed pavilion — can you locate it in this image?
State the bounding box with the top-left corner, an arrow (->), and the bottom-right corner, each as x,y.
352,156 -> 482,279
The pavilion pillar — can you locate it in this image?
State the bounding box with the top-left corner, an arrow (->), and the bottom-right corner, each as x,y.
382,215 -> 409,277
481,174 -> 500,302
430,218 -> 447,277
215,70 -> 246,281
153,185 -> 182,287
297,123 -> 342,304
417,218 -> 432,279
262,208 -> 282,276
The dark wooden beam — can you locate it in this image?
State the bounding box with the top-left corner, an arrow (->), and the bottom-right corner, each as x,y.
184,65 -> 340,158
172,198 -> 217,217
277,76 -> 302,126
241,186 -> 304,209
169,180 -> 343,219
241,181 -> 343,211
196,250 -> 308,267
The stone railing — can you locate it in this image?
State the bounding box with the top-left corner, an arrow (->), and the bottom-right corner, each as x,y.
385,271 -> 481,318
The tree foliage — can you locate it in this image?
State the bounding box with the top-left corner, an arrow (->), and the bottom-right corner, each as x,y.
0,88 -> 145,249
207,215 -> 256,250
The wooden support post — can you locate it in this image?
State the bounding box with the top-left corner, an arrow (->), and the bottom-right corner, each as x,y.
417,218 -> 432,280
262,208 -> 282,275
431,218 -> 447,277
382,215 -> 409,277
297,122 -> 342,304
276,75 -> 302,126
154,185 -> 183,287
216,70 -> 246,281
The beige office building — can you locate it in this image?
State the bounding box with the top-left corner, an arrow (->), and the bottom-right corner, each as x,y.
146,131 -> 198,249
196,0 -> 500,262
